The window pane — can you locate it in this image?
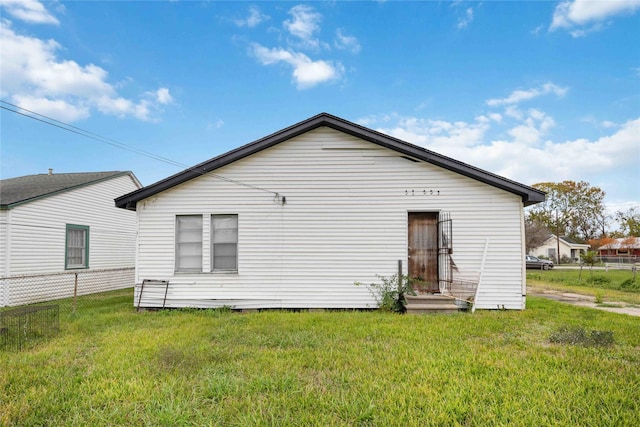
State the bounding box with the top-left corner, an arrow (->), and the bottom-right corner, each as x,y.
214,256 -> 237,270
212,215 -> 237,271
176,215 -> 202,272
213,228 -> 237,243
213,215 -> 237,230
214,243 -> 237,257
66,227 -> 87,268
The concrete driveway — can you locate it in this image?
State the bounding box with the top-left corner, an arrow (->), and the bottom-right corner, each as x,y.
528,286 -> 640,317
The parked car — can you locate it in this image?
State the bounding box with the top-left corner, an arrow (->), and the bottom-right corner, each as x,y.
526,255 -> 554,270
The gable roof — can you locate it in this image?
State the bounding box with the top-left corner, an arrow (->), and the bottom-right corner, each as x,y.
543,235 -> 590,247
115,112 -> 546,211
1,171 -> 139,210
598,237 -> 640,250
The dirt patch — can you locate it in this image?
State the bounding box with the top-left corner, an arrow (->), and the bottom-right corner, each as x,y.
527,286 -> 640,317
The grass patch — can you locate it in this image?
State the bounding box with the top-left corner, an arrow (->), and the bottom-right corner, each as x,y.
528,269 -> 640,304
1,296 -> 639,425
549,325 -> 615,347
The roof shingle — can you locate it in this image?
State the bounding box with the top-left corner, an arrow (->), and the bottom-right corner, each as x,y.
1,171 -> 130,208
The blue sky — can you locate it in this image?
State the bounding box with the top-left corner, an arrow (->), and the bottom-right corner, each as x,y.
1,0 -> 638,226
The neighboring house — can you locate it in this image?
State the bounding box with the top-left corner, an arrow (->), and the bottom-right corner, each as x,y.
116,113 -> 545,310
529,235 -> 590,262
0,171 -> 141,306
597,237 -> 640,260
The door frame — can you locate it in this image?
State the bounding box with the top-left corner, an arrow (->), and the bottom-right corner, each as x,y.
407,211 -> 441,293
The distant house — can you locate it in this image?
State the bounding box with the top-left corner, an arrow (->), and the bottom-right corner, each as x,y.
597,237 -> 640,261
116,113 -> 545,310
0,171 -> 141,306
529,235 -> 590,262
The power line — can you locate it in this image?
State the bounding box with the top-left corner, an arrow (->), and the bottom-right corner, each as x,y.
1,100 -> 283,199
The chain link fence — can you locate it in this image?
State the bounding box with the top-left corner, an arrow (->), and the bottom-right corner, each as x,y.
1,268 -> 134,350
598,256 -> 639,265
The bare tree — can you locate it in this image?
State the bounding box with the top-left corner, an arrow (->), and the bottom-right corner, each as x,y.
525,217 -> 550,255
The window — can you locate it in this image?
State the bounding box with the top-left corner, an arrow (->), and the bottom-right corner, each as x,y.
66,224 -> 89,269
212,214 -> 238,271
175,215 -> 203,272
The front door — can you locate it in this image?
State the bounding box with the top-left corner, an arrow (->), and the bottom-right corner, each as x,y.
408,212 -> 439,293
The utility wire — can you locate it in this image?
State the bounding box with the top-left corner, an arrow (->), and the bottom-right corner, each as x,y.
1,100 -> 283,198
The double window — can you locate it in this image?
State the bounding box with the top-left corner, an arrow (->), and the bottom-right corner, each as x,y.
66,224 -> 89,269
175,214 -> 238,273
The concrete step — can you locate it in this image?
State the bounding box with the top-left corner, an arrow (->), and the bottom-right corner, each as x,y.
406,304 -> 459,314
405,294 -> 460,314
405,294 -> 456,305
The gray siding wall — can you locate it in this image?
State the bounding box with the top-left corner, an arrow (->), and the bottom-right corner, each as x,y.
136,127 -> 526,309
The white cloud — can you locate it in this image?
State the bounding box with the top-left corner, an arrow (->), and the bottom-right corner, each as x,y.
507,109 -> 556,146
251,43 -> 342,89
0,0 -> 59,25
0,21 -> 172,122
361,111 -> 640,193
550,0 -> 640,35
486,82 -> 568,107
12,94 -> 89,122
153,88 -> 174,105
283,4 -> 322,49
334,29 -> 361,53
206,118 -> 224,131
374,116 -> 491,152
457,7 -> 474,29
245,5 -> 354,88
234,6 -> 268,28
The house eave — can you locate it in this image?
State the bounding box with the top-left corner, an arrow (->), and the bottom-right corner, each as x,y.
115,113 -> 546,210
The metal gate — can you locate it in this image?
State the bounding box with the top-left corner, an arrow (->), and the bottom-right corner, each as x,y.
438,212 -> 454,293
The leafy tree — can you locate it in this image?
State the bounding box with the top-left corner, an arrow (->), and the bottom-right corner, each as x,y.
527,181 -> 606,242
615,206 -> 640,236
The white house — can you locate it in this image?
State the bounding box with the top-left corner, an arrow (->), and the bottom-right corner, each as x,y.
529,235 -> 590,262
0,171 -> 141,306
116,113 -> 545,310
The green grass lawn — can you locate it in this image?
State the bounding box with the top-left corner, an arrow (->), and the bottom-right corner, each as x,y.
2,289 -> 639,426
527,268 -> 640,305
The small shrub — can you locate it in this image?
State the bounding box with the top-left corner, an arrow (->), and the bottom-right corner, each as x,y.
580,251 -> 598,268
549,325 -> 614,347
356,274 -> 415,313
619,278 -> 639,291
594,291 -> 604,304
585,275 -> 611,286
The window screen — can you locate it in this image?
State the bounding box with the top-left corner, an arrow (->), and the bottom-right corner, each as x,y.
212,214 -> 238,271
175,215 -> 203,272
66,225 -> 89,269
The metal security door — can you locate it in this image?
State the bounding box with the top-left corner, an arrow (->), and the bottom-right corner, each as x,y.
408,212 -> 439,293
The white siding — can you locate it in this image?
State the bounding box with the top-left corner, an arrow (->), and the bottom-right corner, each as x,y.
1,174 -> 139,306
0,210 -> 7,306
136,128 -> 526,310
529,237 -> 589,261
